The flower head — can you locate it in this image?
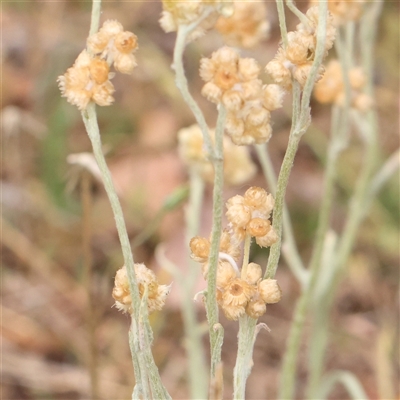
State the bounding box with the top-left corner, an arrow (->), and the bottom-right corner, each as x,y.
58,50 -> 115,110
266,6 -> 336,90
87,20 -> 138,74
112,264 -> 171,314
226,186 -> 277,246
200,47 -> 284,145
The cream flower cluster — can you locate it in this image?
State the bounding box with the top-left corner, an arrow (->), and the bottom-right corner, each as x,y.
159,0 -> 233,41
266,6 -> 336,90
226,186 -> 278,247
87,20 -> 138,74
112,264 -> 171,314
314,60 -> 372,112
58,20 -> 138,110
200,47 -> 284,145
177,124 -> 256,186
189,187 -> 281,320
215,1 -> 270,48
310,0 -> 365,25
190,233 -> 282,320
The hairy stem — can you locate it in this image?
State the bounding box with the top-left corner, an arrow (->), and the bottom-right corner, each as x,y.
82,104 -> 145,395
241,234 -> 251,279
205,105 -> 226,378
255,144 -> 307,285
183,170 -> 208,399
233,315 -> 257,399
173,21 -> 215,159
276,1 -> 329,398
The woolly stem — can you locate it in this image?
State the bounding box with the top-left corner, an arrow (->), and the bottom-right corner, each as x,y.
182,169 -> 208,399
233,315 -> 257,399
275,0 -> 288,47
205,105 -> 227,378
173,17 -> 215,159
241,234 -> 251,279
255,144 -> 307,286
81,104 -> 145,388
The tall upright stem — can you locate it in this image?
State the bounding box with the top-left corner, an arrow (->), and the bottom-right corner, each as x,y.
205,106 -> 227,379
183,170 -> 208,399
233,315 -> 257,399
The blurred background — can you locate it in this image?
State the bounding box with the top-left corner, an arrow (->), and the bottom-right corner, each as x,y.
1,1 -> 399,399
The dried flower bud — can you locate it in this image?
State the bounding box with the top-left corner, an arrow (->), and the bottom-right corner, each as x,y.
190,236 -> 210,263
87,20 -> 138,75
255,227 -> 278,248
247,218 -> 271,238
258,279 -> 282,304
246,298 -> 267,319
245,262 -> 262,285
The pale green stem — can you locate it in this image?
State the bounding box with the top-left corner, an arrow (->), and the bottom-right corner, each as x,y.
315,370 -> 369,400
276,1 -> 329,398
240,234 -> 251,279
285,0 -> 309,26
275,0 -> 288,47
304,4 -> 382,397
303,29 -> 355,396
365,148 -> 400,213
89,0 -> 101,36
81,105 -> 146,389
138,289 -> 172,400
233,315 -> 257,399
335,28 -> 353,109
81,106 -> 141,315
255,144 -> 307,286
205,105 -> 227,379
264,86 -> 301,280
345,22 -> 356,68
173,20 -> 215,159
265,0 -> 328,281
182,169 -> 208,400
